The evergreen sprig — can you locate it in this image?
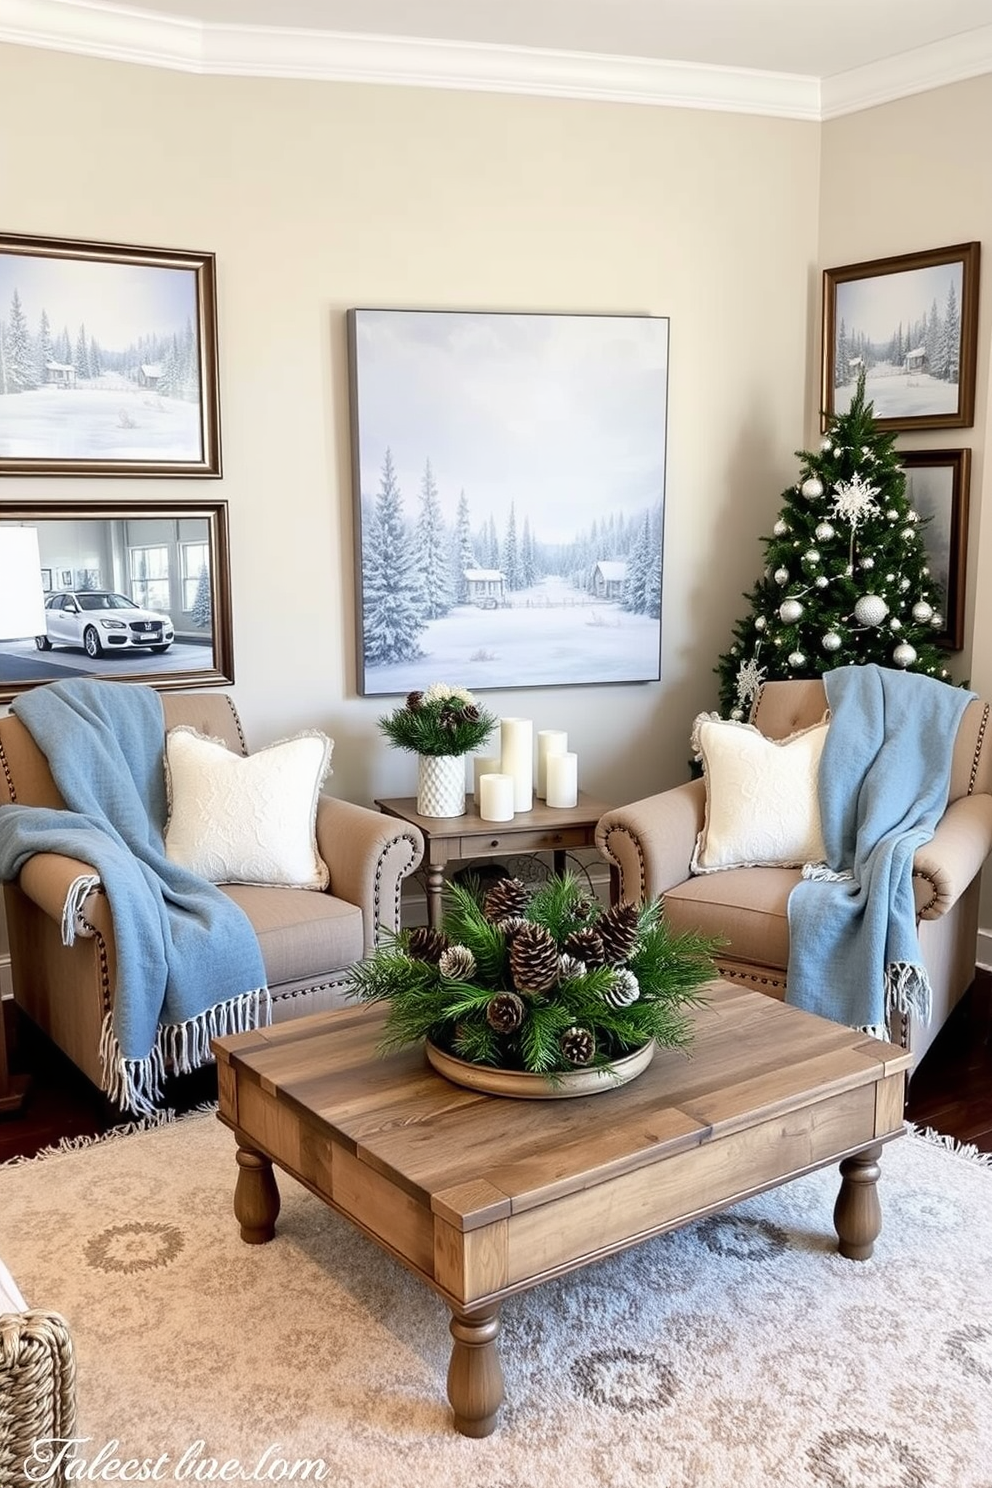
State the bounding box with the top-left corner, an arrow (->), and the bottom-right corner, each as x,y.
378,682 -> 497,757
347,872 -> 721,1077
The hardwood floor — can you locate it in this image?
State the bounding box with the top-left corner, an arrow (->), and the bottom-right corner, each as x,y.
1,969 -> 991,1163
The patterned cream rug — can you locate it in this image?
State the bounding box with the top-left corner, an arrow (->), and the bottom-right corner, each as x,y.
2,1112 -> 991,1488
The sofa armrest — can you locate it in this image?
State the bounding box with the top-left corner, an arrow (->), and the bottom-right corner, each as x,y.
595,778 -> 705,904
315,795 -> 424,950
14,852 -> 112,941
914,793 -> 992,919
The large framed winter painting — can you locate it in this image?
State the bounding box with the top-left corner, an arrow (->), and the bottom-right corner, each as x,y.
0,497 -> 234,702
821,242 -> 980,433
347,308 -> 669,695
0,232 -> 221,476
900,448 -> 971,651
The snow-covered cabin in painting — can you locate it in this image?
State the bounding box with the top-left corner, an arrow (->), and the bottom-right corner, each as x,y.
904,347 -> 926,373
138,363 -> 162,388
464,568 -> 505,607
45,361 -> 76,388
592,560 -> 626,599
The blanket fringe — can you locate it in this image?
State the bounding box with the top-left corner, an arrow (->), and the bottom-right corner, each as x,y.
61,873 -> 101,943
885,960 -> 932,1028
801,861 -> 853,883
99,989 -> 272,1118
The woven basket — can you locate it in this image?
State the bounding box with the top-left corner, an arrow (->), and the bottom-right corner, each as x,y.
0,1310 -> 77,1487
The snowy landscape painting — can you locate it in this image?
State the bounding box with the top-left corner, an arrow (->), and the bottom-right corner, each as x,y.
901,448 -> 971,650
0,233 -> 221,475
347,309 -> 669,695
823,243 -> 979,432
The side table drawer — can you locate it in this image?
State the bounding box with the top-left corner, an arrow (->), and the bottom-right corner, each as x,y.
459,826 -> 592,858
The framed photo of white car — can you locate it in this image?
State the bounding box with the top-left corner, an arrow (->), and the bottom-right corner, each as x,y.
0,232 -> 221,476
0,498 -> 234,702
822,242 -> 980,432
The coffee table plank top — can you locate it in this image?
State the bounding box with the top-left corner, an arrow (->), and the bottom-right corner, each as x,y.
215,982 -> 911,1230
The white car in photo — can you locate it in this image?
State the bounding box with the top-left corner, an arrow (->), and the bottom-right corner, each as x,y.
37,590 -> 175,657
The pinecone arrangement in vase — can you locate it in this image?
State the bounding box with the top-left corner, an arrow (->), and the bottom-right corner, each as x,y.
347,872 -> 719,1083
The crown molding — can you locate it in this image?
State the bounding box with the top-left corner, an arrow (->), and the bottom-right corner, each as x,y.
822,24 -> 992,117
2,0 -> 991,120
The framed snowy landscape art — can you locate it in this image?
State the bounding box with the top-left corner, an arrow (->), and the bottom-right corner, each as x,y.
0,232 -> 221,476
347,308 -> 669,696
900,448 -> 971,650
821,242 -> 980,432
0,498 -> 234,702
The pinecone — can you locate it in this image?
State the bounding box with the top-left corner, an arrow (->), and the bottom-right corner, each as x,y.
439,945 -> 476,981
407,925 -> 449,964
598,903 -> 640,965
483,877 -> 529,922
498,915 -> 529,941
509,922 -> 560,993
572,895 -> 596,922
557,952 -> 586,981
560,1026 -> 595,1065
603,968 -> 640,1007
405,690 -> 424,711
486,991 -> 526,1033
564,926 -> 605,969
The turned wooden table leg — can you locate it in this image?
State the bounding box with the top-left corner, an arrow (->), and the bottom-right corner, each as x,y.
447,1304 -> 504,1437
234,1143 -> 281,1244
426,863 -> 446,930
834,1143 -> 883,1260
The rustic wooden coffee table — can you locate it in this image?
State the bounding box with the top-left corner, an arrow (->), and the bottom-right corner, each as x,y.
213,981 -> 912,1437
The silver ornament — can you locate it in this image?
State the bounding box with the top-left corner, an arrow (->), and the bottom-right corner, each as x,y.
787,651 -> 806,667
821,438 -> 833,452
755,616 -> 767,631
822,632 -> 842,652
854,595 -> 888,627
774,567 -> 790,585
931,612 -> 943,630
804,549 -> 820,564
907,510 -> 918,522
886,573 -> 896,582
773,519 -> 789,536
730,707 -> 744,721
900,578 -> 911,590
912,601 -> 934,623
886,509 -> 899,521
779,599 -> 804,624
801,477 -> 823,499
815,576 -> 829,588
901,528 -> 915,541
890,618 -> 901,631
860,557 -> 875,569
893,642 -> 917,668
814,522 -> 835,542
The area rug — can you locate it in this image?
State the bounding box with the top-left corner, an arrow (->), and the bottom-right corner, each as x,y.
2,1114 -> 991,1488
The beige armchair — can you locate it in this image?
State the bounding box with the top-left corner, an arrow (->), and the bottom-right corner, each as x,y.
0,691 -> 424,1100
595,678 -> 992,1068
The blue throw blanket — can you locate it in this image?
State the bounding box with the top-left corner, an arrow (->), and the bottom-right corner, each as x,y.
786,664 -> 975,1036
0,679 -> 269,1115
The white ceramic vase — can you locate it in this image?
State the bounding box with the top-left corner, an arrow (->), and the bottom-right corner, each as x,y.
417,753 -> 466,818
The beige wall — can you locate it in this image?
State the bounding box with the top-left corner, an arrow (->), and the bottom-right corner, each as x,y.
819,73 -> 992,942
3,44 -> 989,956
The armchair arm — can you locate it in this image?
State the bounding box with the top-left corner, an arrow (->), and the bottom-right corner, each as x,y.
595,778 -> 705,904
315,795 -> 424,950
15,852 -> 113,942
913,793 -> 992,920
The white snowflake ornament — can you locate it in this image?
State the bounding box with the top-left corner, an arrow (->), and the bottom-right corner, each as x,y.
735,657 -> 767,707
830,473 -> 882,530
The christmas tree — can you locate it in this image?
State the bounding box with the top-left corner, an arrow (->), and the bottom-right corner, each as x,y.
715,373 -> 950,718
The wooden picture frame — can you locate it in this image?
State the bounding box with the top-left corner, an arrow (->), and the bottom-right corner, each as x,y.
0,232 -> 221,476
0,498 -> 234,701
822,243 -> 980,432
900,449 -> 970,650
347,307 -> 669,696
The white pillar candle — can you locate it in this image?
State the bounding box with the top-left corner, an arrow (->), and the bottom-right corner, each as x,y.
536,729 -> 568,799
500,717 -> 533,813
473,755 -> 502,804
479,772 -> 514,823
545,751 -> 578,809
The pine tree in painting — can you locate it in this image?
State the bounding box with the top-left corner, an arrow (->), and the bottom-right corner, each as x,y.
452,489 -> 476,602
1,289 -> 35,392
34,308 -> 54,387
715,372 -> 950,718
74,323 -> 89,381
362,448 -> 426,667
191,565 -> 212,629
415,459 -> 453,619
501,503 -> 520,590
520,516 -> 536,588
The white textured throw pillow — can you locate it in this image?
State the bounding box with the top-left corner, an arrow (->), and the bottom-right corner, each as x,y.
164,726 -> 332,889
689,714 -> 828,874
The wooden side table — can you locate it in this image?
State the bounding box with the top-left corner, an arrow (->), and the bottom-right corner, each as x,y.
375,791 -> 618,928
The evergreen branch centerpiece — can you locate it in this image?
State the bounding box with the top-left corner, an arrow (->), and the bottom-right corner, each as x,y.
348,873 -> 721,1095
379,683 -> 499,818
